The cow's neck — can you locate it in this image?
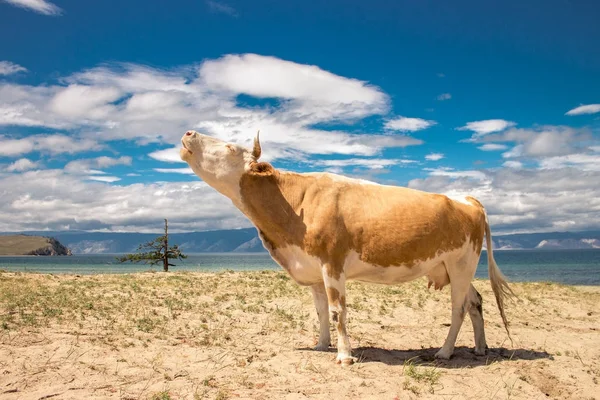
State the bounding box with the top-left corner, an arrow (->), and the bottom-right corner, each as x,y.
237,170 -> 311,250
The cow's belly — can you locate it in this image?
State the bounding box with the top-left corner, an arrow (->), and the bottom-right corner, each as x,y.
344,250 -> 442,284
266,239 -> 478,288
345,239 -> 477,286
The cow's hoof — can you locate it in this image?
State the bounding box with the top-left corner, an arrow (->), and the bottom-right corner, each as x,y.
434,348 -> 452,360
336,354 -> 357,366
474,347 -> 487,356
314,342 -> 330,352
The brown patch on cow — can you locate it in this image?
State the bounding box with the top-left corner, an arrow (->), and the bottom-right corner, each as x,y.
248,161 -> 274,176
326,287 -> 344,307
239,170 -> 487,280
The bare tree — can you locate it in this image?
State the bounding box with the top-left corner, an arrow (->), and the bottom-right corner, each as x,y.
116,219 -> 186,271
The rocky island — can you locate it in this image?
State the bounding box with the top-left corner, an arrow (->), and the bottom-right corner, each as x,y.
0,235 -> 72,256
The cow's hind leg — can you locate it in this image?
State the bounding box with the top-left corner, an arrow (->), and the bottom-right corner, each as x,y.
467,284 -> 487,355
435,258 -> 478,360
310,282 -> 331,351
322,267 -> 355,365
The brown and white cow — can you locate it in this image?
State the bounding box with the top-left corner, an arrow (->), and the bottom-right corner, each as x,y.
180,130 -> 515,365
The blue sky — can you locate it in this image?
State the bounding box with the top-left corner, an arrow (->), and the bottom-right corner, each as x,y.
0,0 -> 599,233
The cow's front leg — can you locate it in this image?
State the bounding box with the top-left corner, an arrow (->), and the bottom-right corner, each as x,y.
310,283 -> 331,351
322,267 -> 355,365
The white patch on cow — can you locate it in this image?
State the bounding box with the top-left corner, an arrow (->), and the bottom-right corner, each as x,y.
273,245 -> 323,285
344,238 -> 478,289
446,194 -> 474,206
325,273 -> 346,293
181,132 -> 254,207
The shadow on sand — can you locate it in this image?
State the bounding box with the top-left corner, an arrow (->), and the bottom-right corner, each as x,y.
298,346 -> 552,368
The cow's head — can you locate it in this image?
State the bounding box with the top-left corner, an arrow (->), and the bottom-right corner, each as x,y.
180,130 -> 264,202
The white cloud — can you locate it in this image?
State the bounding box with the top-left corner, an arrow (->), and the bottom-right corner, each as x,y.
385,116 -> 436,132
458,119 -> 516,137
314,158 -> 415,170
409,167 -> 600,234
0,55 -> 422,162
5,158 -> 38,172
478,143 -> 508,151
199,54 -> 388,119
436,93 -> 451,101
0,61 -> 27,75
0,169 -> 247,232
565,104 -> 600,116
154,168 -> 195,174
503,161 -> 523,169
426,168 -> 487,181
0,134 -> 104,157
2,0 -> 62,15
148,147 -> 185,163
49,85 -> 122,118
87,176 -> 121,183
482,126 -> 593,159
64,156 -> 132,174
425,153 -> 444,161
539,154 -> 600,171
206,0 -> 238,17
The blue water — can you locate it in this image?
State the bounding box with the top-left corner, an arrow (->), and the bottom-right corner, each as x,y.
1,250 -> 599,286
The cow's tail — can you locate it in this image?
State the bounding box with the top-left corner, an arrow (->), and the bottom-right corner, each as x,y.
484,211 -> 516,339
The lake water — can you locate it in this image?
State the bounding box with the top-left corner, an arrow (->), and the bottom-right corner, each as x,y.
1,250 -> 599,286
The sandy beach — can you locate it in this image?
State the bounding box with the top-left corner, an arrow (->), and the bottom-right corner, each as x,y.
0,270 -> 599,399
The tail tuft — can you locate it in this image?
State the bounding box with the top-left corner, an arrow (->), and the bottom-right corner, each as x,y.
485,212 -> 517,339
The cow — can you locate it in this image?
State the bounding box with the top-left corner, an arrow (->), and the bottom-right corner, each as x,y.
180,130 -> 515,365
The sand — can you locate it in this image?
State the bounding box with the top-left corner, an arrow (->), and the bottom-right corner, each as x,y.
0,270 -> 598,399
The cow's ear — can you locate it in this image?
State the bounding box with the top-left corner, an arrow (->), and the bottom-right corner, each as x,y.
248,161 -> 274,176
252,130 -> 261,159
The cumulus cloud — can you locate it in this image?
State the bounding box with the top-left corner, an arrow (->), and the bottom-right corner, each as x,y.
565,104 -> 600,116
87,176 -> 121,183
0,134 -> 104,157
0,61 -> 27,75
148,147 -> 183,163
0,55 -> 418,162
478,126 -> 594,159
64,156 -> 132,174
425,168 -> 488,181
2,0 -> 62,15
199,54 -> 388,118
538,154 -> 600,171
313,158 -> 416,170
409,167 -> 600,234
49,85 -> 122,118
458,119 -> 516,138
384,116 -> 436,132
206,0 -> 238,17
0,169 -> 247,232
154,168 -> 195,174
502,161 -> 523,169
425,153 -> 444,161
436,93 -> 451,101
5,158 -> 39,172
478,143 -> 508,151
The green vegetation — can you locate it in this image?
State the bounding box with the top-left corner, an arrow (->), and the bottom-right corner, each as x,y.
116,219 -> 186,271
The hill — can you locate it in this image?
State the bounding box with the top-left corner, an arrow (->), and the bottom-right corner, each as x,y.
0,235 -> 72,256
2,229 -> 600,254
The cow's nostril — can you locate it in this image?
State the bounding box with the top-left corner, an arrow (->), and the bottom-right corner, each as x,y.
185,131 -> 194,136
